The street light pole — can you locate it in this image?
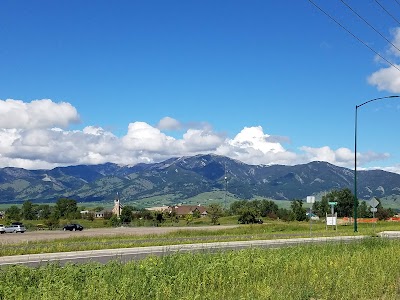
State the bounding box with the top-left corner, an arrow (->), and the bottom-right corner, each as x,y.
354,95 -> 400,232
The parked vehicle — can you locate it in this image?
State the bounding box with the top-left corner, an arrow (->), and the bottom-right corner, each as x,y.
63,223 -> 84,231
4,224 -> 26,233
0,224 -> 5,234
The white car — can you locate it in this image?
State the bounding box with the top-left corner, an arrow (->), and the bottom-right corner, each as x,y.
0,224 -> 5,234
4,224 -> 26,233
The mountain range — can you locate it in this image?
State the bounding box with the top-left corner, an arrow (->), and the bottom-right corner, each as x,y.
0,154 -> 399,205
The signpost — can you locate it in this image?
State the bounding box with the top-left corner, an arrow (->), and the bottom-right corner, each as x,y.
326,201 -> 337,231
307,196 -> 315,236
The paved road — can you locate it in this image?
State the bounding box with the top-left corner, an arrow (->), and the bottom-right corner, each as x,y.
0,225 -> 239,244
0,235 -> 366,267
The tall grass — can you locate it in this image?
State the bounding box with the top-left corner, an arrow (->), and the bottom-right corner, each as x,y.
0,238 -> 400,299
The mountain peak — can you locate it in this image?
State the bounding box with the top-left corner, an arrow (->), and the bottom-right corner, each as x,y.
0,155 -> 399,204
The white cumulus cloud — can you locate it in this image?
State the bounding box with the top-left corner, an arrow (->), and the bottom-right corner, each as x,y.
367,65 -> 400,93
156,116 -> 182,130
0,99 -> 80,129
368,27 -> 400,92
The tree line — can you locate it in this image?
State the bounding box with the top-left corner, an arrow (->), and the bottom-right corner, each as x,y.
229,188 -> 395,224
1,198 -> 225,228
2,189 -> 395,228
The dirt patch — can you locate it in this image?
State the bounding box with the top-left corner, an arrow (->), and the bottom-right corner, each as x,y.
0,225 -> 238,245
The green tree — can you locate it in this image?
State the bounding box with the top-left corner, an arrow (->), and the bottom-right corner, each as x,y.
6,205 -> 21,221
358,201 -> 372,218
320,189 -> 355,217
168,210 -> 179,223
192,209 -> 201,219
230,200 -> 248,215
109,214 -> 121,227
138,209 -> 153,220
237,207 -> 258,224
336,188 -> 354,217
375,200 -> 395,220
44,214 -> 60,230
313,196 -> 329,217
21,200 -> 35,220
248,200 -> 262,215
120,206 -> 134,223
155,212 -> 165,226
291,200 -> 307,221
37,204 -> 51,219
55,198 -> 78,218
277,208 -> 294,221
207,203 -> 223,225
260,200 -> 279,218
185,214 -> 193,225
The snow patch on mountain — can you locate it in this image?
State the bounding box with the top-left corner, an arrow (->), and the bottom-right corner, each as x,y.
42,174 -> 52,182
311,178 -> 324,184
376,186 -> 385,195
294,174 -> 304,184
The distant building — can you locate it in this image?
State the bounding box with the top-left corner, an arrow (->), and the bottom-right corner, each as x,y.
95,210 -> 106,218
112,193 -> 123,217
168,205 -> 208,217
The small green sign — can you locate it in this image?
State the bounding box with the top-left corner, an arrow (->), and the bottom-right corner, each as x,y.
328,202 -> 337,205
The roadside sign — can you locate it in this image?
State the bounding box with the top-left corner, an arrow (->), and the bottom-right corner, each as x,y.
328,202 -> 337,205
326,216 -> 337,225
370,207 -> 378,213
370,198 -> 379,208
306,196 -> 315,204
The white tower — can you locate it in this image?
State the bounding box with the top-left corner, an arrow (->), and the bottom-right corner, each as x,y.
112,192 -> 122,217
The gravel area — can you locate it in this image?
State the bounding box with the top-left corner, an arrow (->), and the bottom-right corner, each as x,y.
0,225 -> 238,245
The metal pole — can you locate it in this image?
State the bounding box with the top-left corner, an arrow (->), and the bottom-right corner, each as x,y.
373,209 -> 376,234
353,95 -> 400,233
309,206 -> 312,237
354,106 -> 358,232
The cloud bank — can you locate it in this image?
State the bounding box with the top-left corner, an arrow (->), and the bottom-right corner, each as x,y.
0,99 -> 392,173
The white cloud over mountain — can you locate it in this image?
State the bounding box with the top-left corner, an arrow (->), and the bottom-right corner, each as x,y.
0,99 -> 392,172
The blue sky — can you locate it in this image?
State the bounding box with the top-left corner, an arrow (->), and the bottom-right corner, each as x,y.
1,0 -> 400,172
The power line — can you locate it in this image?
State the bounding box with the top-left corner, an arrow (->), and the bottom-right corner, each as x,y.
374,0 -> 400,26
307,0 -> 400,73
339,0 -> 400,55
395,0 -> 400,7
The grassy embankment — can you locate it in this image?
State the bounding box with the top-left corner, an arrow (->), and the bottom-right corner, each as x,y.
1,218 -> 400,256
0,238 -> 400,299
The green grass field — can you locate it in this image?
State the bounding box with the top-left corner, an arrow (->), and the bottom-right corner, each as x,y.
2,219 -> 400,257
0,238 -> 400,299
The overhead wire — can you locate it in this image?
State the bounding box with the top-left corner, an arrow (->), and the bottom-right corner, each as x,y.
307,0 -> 400,72
374,0 -> 400,26
339,0 -> 400,54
